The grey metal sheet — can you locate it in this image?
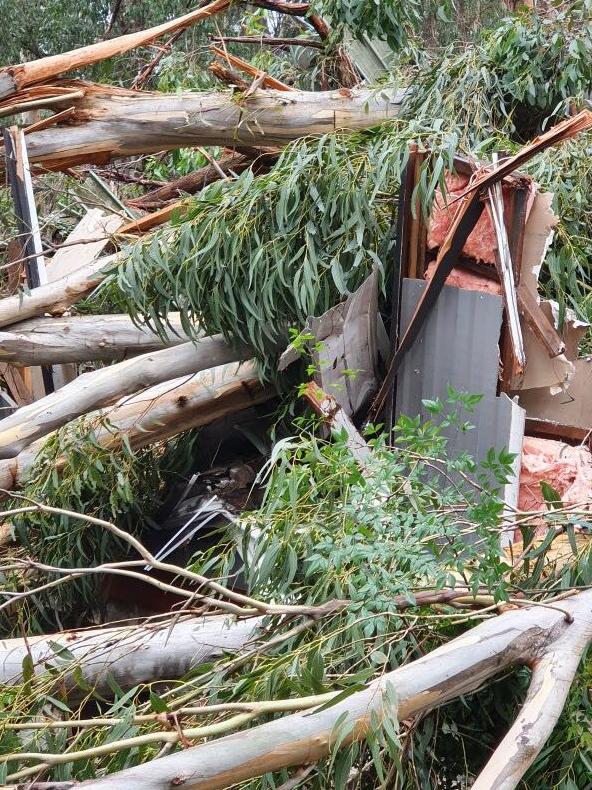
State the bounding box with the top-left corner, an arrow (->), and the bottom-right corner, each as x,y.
396,279 -> 524,529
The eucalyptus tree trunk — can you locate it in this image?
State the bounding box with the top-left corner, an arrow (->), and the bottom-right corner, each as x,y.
22,83 -> 405,170
58,590 -> 592,790
0,614 -> 261,694
0,337 -> 251,458
0,361 -> 271,491
0,313 -> 192,365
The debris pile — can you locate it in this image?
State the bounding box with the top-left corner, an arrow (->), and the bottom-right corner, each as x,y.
0,3 -> 591,788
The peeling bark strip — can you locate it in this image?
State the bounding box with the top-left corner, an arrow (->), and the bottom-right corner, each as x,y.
0,313 -> 192,365
0,336 -> 251,458
0,361 -> 272,492
61,590 -> 592,790
0,0 -> 232,99
0,615 -> 261,693
23,84 -> 404,170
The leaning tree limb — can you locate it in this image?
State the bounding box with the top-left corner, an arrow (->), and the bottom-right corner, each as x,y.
0,336 -> 251,458
127,148 -> 277,209
0,614 -> 261,693
0,361 -> 272,491
48,589 -> 592,790
0,313 -> 193,365
21,82 -> 404,170
0,0 -> 232,100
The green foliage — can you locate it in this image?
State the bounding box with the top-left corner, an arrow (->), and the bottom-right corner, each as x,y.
311,0 -> 423,50
100,124 -> 459,372
242,403 -> 511,609
404,1 -> 592,142
6,418 -> 198,633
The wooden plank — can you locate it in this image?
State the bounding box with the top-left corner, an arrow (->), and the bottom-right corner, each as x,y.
517,282 -> 565,358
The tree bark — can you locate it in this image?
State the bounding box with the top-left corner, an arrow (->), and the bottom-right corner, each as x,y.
0,0 -> 232,99
0,255 -> 115,328
0,336 -> 251,458
0,361 -> 272,491
0,614 -> 261,694
22,82 -> 404,170
0,313 -> 192,365
55,590 -> 592,790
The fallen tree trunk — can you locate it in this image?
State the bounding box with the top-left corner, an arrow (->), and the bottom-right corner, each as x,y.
0,313 -> 192,365
0,336 -> 250,458
0,0 -> 232,99
22,83 -> 404,170
0,361 -> 271,491
61,589 -> 592,790
0,614 -> 260,693
0,255 -> 114,328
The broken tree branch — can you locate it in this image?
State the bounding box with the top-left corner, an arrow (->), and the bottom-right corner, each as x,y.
0,254 -> 115,328
0,0 -> 232,99
210,35 -> 325,49
127,149 -> 277,209
20,82 -> 404,170
0,361 -> 272,492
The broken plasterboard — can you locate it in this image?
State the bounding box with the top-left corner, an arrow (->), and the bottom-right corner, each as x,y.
517,356 -> 592,433
511,191 -> 585,392
518,301 -> 587,392
280,271 -> 388,416
395,278 -> 525,541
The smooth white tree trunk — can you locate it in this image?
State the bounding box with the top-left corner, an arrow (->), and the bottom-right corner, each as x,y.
23,83 -> 404,170
0,313 -> 192,365
0,614 -> 261,694
0,337 -> 250,458
0,361 -> 272,491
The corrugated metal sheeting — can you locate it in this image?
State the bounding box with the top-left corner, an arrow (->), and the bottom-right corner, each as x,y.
396,279 -> 524,539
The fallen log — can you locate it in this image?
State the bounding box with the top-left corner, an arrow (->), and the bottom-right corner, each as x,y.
0,336 -> 251,458
0,313 -> 192,365
22,83 -> 404,170
0,0 -> 232,100
0,614 -> 260,693
0,361 -> 271,491
58,589 -> 592,790
0,255 -> 114,328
